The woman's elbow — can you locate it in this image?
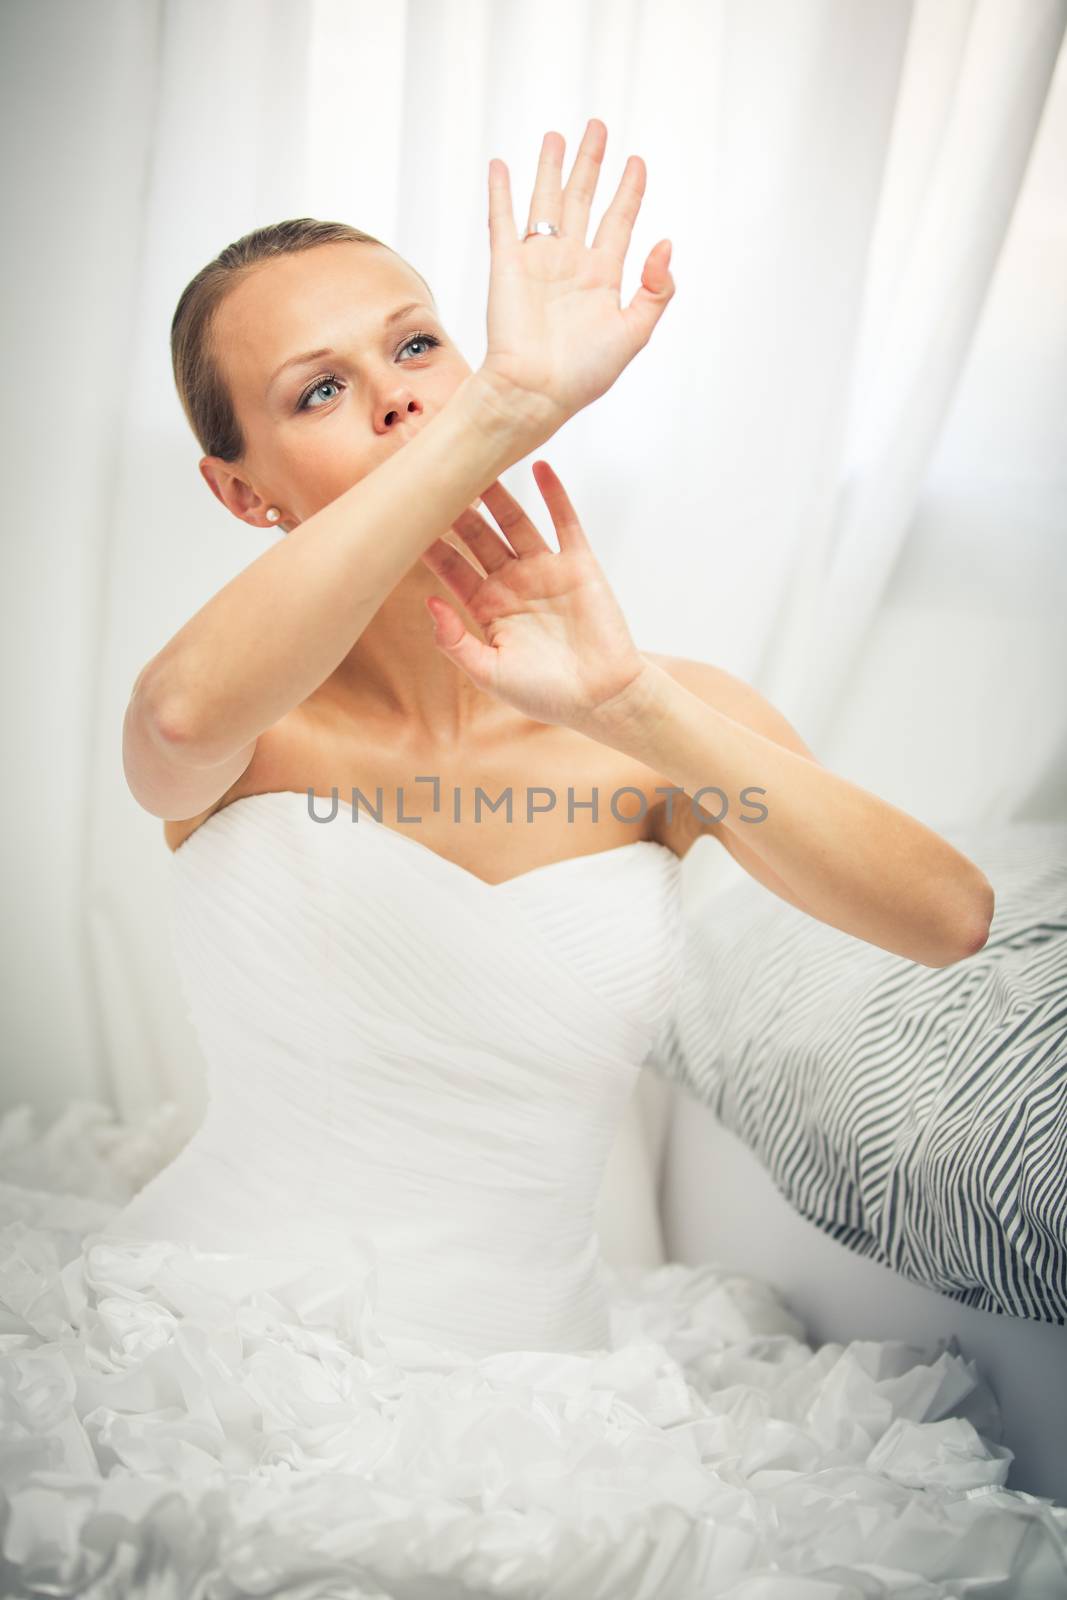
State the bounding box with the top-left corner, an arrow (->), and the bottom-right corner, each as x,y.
927,875 -> 996,968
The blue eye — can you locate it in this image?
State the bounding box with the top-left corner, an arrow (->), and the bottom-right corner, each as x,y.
296,332 -> 442,411
298,375 -> 342,411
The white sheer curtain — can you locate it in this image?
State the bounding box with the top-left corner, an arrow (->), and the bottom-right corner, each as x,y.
3,0 -> 1064,1266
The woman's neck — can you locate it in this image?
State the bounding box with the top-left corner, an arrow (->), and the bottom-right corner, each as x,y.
308,562 -> 513,749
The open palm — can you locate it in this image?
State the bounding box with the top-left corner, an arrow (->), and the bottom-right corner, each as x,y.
480,119 -> 675,444
420,461 -> 645,731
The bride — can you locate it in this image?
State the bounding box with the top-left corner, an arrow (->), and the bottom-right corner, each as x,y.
3,119 -> 1062,1599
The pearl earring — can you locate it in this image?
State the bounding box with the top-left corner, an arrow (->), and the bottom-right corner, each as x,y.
265,507 -> 281,523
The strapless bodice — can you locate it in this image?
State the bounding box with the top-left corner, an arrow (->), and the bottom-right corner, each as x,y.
104,791 -> 685,1357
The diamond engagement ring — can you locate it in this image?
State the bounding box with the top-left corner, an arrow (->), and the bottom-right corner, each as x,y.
523,220 -> 561,241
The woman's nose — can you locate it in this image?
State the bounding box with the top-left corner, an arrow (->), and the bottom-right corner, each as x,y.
378,393 -> 422,431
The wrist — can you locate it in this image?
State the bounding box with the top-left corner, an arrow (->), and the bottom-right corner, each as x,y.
461,368 -> 563,460
574,656 -> 671,753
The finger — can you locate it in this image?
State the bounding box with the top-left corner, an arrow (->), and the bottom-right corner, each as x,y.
526,130 -> 565,236
530,460 -> 590,554
427,597 -> 499,691
621,239 -> 675,353
477,478 -> 553,556
448,504 -> 518,573
560,118 -> 607,245
590,153 -> 646,270
488,157 -> 519,252
420,538 -> 484,605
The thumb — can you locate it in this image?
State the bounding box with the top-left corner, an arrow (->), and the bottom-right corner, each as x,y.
426,596 -> 498,689
622,239 -> 675,352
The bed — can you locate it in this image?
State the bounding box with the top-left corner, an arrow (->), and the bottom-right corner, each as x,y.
661,1096 -> 1067,1505
598,817 -> 1067,1505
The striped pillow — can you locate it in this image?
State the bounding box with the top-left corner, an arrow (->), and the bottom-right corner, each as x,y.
650,820 -> 1067,1324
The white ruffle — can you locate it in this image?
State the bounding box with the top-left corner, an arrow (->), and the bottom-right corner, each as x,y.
1,1101 -> 1065,1600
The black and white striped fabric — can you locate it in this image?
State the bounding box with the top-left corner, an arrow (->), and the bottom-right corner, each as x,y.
648,819 -> 1067,1324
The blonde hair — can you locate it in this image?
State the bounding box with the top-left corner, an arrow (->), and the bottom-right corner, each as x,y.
170,217 -> 433,461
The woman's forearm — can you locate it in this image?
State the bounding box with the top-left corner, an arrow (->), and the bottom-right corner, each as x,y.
140,372 -> 533,767
581,658 -> 995,968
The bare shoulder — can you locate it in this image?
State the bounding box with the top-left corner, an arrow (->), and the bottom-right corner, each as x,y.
642,651 -> 820,762
161,706 -> 312,854
639,651 -> 821,865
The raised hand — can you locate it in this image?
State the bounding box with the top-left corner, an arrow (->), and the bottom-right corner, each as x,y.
477,119 -> 675,451
420,460 -> 646,732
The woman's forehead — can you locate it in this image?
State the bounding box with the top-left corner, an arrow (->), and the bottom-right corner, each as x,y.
216,243 -> 428,401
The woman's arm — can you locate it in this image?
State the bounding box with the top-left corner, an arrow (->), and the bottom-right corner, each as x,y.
127,121 -> 675,819
418,462 -> 993,968
640,653 -> 822,913
579,657 -> 995,969
127,375 -> 529,807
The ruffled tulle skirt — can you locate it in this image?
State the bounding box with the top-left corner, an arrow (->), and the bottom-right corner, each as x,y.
2,1101 -> 1065,1600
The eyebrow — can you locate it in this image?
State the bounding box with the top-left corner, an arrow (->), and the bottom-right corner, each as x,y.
265,302 -> 433,397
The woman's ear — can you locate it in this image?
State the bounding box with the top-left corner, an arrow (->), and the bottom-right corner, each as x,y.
198,457 -> 280,530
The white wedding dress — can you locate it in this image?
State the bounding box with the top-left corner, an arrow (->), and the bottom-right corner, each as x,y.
2,788 -> 1065,1599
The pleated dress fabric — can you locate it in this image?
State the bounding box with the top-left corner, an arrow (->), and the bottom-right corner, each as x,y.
1,790 -> 1065,1599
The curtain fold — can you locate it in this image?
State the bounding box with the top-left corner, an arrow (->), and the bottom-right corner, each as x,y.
759,0 -> 1067,750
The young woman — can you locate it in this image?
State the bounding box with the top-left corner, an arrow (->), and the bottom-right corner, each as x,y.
1,122 -> 1036,1599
